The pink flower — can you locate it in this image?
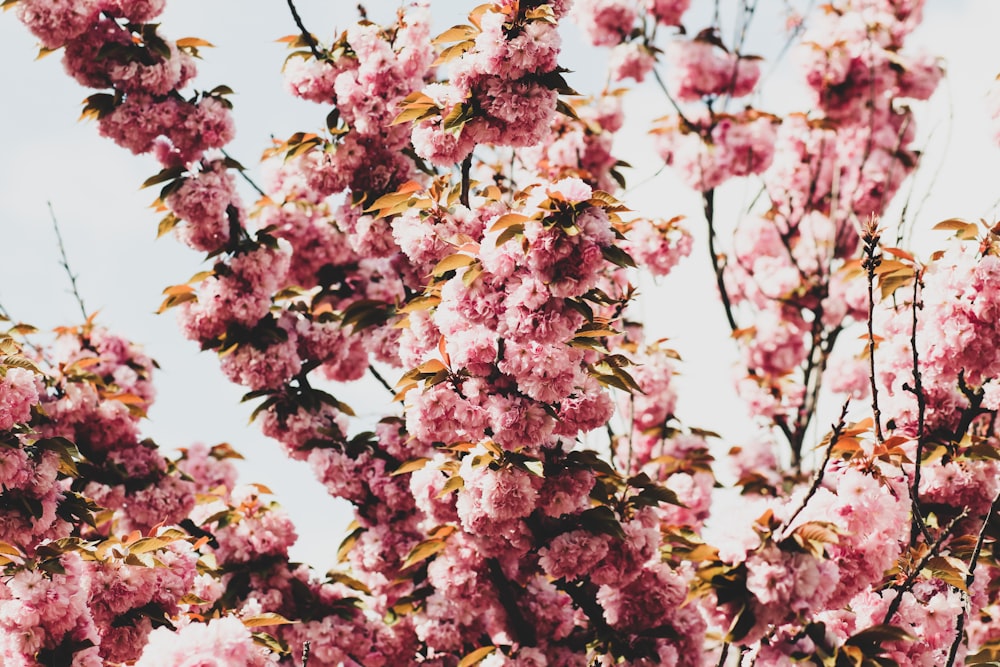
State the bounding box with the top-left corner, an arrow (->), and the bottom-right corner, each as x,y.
665,37 -> 760,101
167,161 -> 241,253
608,41 -> 656,82
0,368 -> 39,431
572,0 -> 638,47
135,616 -> 278,667
548,177 -> 593,203
646,0 -> 690,26
16,0 -> 100,49
538,529 -> 610,580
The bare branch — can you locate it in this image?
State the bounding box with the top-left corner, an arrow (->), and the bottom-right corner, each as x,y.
49,201 -> 88,321
285,0 -> 323,60
860,214 -> 885,443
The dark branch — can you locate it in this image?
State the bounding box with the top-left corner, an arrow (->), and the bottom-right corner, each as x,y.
460,154 -> 473,208
904,271 -> 931,545
860,215 -> 885,442
285,0 -> 323,60
704,189 -> 738,332
368,365 -> 395,396
883,510 -> 966,625
221,149 -> 266,197
486,558 -> 537,647
945,489 -> 1000,667
780,400 -> 849,538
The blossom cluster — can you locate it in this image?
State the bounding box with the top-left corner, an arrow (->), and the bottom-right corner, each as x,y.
9,0 -> 1000,665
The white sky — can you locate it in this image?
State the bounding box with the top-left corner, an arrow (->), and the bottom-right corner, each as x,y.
1,1 -> 998,571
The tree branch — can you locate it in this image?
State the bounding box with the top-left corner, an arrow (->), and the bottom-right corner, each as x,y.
284,0 -> 323,60
49,201 -> 88,321
368,365 -> 395,397
704,189 -> 738,332
780,400 -> 849,539
486,558 -> 537,647
903,270 -> 931,545
460,154 -> 472,208
883,510 -> 967,625
945,489 -> 1000,667
860,214 -> 885,443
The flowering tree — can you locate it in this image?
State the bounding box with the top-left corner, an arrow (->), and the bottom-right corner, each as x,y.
3,0 -> 1000,665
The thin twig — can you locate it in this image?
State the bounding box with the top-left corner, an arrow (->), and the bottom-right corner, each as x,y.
905,77 -> 955,245
781,400 -> 849,538
650,66 -> 692,127
368,365 -> 395,396
945,489 -> 1000,667
285,0 -> 323,60
302,640 -> 311,667
883,510 -> 967,625
716,641 -> 730,667
221,149 -> 266,197
861,215 -> 884,443
49,202 -> 88,321
903,270 -> 931,546
460,154 -> 472,208
704,190 -> 738,332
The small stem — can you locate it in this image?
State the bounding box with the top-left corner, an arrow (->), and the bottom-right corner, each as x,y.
650,67 -> 692,127
460,154 -> 472,208
780,400 -> 849,539
368,365 -> 394,397
945,489 -> 1000,667
883,511 -> 966,625
285,0 -> 323,60
704,190 -> 738,332
302,640 -> 311,667
905,271 -> 929,545
861,215 -> 884,443
716,641 -> 731,667
221,149 -> 266,197
49,202 -> 88,321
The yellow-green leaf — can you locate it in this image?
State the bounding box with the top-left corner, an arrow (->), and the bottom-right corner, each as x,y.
435,475 -> 464,499
458,646 -> 497,667
392,457 -> 431,476
431,253 -> 475,277
401,537 -> 447,569
242,613 -> 297,628
432,25 -> 478,45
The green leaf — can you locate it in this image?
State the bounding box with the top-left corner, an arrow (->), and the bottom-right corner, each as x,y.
630,485 -> 684,509
156,213 -> 179,238
392,457 -> 431,476
556,98 -> 580,120
844,624 -> 913,648
442,102 -> 474,135
435,475 -> 464,499
601,244 -> 637,269
325,571 -> 372,594
128,536 -> 174,554
337,525 -> 364,563
141,166 -> 186,189
251,632 -> 291,657
401,537 -> 448,569
431,253 -> 476,277
578,506 -> 625,539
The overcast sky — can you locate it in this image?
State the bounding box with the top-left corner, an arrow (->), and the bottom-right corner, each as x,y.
1,1 -> 998,571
